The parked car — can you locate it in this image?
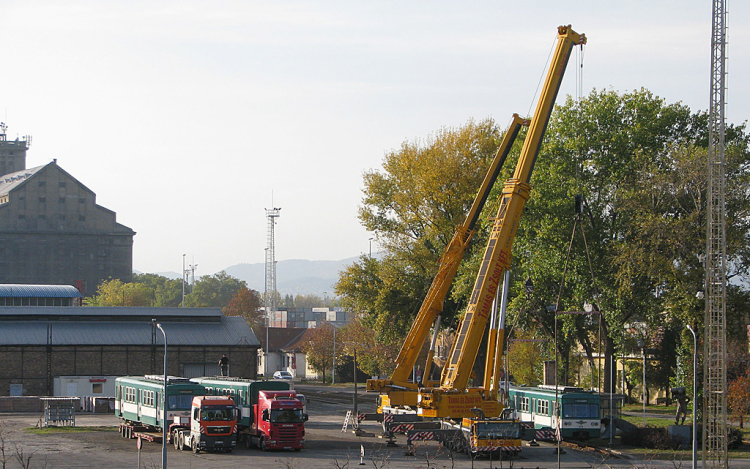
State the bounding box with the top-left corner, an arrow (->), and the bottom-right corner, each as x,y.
273,371 -> 293,380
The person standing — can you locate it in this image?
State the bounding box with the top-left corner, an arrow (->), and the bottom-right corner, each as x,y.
219,354 -> 229,377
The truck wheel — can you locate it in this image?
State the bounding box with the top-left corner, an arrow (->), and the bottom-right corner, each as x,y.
245,435 -> 252,449
173,432 -> 180,450
260,436 -> 268,451
191,438 -> 200,454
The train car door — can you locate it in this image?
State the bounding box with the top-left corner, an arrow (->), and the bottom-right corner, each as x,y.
137,389 -> 142,420
551,399 -> 559,431
156,391 -> 160,426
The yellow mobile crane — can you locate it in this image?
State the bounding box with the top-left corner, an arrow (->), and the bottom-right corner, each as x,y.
366,113 -> 529,411
418,25 -> 586,422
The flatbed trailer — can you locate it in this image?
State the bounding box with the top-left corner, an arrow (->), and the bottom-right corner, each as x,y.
132,431 -> 163,443
118,423 -> 148,439
118,423 -> 163,442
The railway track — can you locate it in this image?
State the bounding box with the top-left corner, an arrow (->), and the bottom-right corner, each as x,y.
296,385 -> 377,407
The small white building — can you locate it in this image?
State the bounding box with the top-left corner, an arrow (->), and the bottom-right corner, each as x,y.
257,328 -> 318,380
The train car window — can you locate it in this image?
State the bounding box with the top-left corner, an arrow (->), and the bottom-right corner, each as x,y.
537,399 -> 549,415
563,402 -> 599,419
168,394 -> 194,410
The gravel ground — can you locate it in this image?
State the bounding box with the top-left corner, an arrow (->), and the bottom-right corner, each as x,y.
2,385 -> 740,468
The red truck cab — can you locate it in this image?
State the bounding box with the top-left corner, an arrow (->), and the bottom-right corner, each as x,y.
188,395 -> 238,453
253,390 -> 306,451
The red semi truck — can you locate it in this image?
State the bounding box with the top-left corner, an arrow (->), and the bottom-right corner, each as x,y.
252,388 -> 307,451
190,378 -> 307,451
171,395 -> 238,453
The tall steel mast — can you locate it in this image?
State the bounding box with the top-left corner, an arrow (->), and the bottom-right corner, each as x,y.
703,0 -> 728,466
264,207 -> 280,378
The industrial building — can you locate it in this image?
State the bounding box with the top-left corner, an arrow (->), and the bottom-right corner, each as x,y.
268,307 -> 349,328
0,284 -> 83,306
0,126 -> 134,296
0,306 -> 260,397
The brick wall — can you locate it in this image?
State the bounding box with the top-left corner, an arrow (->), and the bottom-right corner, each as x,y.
0,344 -> 258,398
0,397 -> 44,412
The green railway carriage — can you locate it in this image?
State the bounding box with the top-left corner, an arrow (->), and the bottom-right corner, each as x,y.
508,385 -> 601,440
190,377 -> 290,428
115,376 -> 206,430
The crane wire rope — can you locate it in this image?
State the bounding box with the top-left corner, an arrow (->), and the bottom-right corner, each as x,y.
553,208 -> 602,384
575,37 -> 586,182
526,34 -> 559,119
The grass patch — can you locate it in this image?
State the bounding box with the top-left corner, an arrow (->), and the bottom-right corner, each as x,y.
622,403 -> 679,415
621,416 -> 675,428
615,444 -> 750,460
25,426 -> 117,434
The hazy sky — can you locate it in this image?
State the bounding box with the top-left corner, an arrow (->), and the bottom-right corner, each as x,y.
0,1 -> 747,276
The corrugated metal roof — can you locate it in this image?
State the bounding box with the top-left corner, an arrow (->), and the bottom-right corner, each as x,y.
0,165 -> 45,196
0,306 -> 222,318
0,316 -> 259,346
0,284 -> 83,298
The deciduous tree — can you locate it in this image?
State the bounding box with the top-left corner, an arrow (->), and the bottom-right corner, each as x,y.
225,287 -> 263,335
729,373 -> 750,428
84,279 -> 154,306
132,273 -> 183,307
185,271 -> 246,311
337,119 -> 510,343
300,323 -> 337,383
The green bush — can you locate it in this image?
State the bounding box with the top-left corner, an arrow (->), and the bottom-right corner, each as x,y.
622,426 -> 680,450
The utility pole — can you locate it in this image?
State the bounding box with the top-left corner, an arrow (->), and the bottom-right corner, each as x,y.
181,254 -> 186,307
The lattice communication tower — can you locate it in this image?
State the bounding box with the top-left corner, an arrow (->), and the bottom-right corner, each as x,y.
263,207 -> 280,378
264,208 -> 281,320
703,0 -> 728,466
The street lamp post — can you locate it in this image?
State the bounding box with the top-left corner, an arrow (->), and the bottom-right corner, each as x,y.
154,320 -> 168,469
353,348 -> 359,432
637,339 -> 646,427
610,352 -> 614,446
687,324 -> 698,469
332,325 -> 336,385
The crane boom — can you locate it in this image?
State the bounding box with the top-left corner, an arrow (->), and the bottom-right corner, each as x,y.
366,114 -> 529,407
419,25 -> 585,419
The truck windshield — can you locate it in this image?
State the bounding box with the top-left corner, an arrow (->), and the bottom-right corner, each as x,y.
270,408 -> 304,423
474,422 -> 520,439
201,406 -> 235,421
562,403 -> 599,419
167,394 -> 194,410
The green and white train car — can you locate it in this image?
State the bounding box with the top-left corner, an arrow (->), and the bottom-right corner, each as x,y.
115,375 -> 206,430
508,385 -> 601,440
189,377 -> 290,428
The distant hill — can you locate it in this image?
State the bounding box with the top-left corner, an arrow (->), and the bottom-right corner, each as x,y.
134,256 -> 363,296
224,257 -> 361,296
